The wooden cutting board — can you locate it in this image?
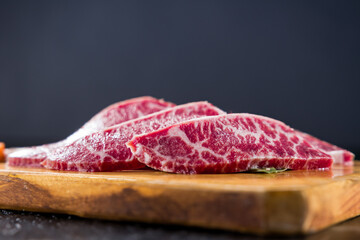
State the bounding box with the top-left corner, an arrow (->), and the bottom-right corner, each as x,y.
0,162 -> 359,235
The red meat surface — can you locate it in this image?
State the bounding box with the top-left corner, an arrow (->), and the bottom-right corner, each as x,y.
295,131 -> 354,166
7,96 -> 174,168
42,102 -> 225,172
127,114 -> 333,174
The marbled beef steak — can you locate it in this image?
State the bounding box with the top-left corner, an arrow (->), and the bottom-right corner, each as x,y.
127,114 -> 333,174
295,130 -> 354,166
42,102 -> 225,172
7,96 -> 175,168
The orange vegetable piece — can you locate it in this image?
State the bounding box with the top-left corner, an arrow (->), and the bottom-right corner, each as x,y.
0,142 -> 5,162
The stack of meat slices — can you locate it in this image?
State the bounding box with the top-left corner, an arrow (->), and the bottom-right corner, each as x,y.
6,96 -> 354,173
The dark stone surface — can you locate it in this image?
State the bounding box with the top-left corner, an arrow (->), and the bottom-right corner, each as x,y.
0,210 -> 359,240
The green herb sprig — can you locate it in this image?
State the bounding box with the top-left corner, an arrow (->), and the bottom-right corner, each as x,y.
248,167 -> 288,174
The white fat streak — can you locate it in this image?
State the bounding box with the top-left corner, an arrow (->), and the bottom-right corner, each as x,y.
143,152 -> 151,165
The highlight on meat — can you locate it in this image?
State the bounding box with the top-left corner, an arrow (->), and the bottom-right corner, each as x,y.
5,96 -> 354,173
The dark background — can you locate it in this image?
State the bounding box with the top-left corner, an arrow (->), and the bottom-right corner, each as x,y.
0,0 -> 359,157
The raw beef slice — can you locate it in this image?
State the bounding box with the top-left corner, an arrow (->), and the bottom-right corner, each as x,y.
127,114 -> 333,174
295,131 -> 354,166
7,96 -> 175,168
42,102 -> 226,172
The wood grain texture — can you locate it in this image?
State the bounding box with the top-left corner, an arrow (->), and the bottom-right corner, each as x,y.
0,162 -> 359,235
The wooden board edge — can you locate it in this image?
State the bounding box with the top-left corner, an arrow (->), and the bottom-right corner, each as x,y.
0,172 -> 268,234
0,164 -> 359,235
263,190 -> 308,235
301,176 -> 360,233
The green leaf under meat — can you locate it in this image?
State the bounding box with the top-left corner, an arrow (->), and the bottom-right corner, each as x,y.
248,167 -> 288,174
